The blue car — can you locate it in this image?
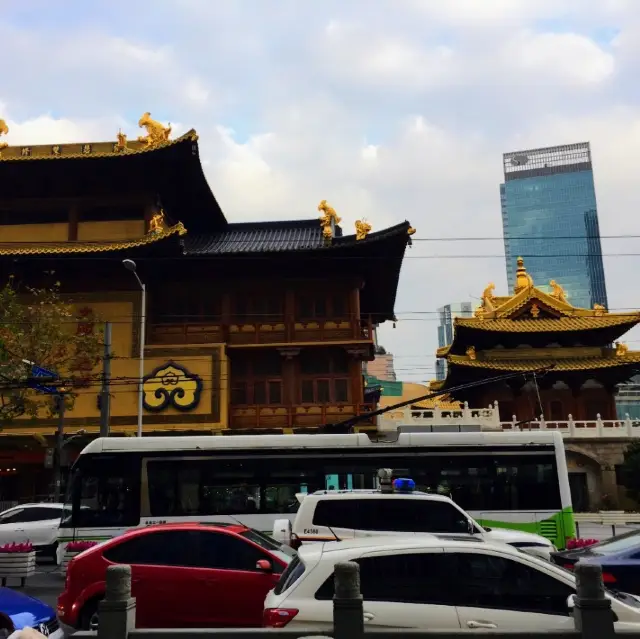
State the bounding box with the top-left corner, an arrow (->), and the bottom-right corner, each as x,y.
551,529 -> 640,596
0,588 -> 61,639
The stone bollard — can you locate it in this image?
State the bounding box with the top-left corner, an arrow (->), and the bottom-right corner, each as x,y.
332,561 -> 364,639
97,565 -> 136,639
573,562 -> 615,639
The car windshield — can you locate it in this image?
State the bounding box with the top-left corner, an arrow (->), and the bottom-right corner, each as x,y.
240,529 -> 284,552
582,530 -> 640,556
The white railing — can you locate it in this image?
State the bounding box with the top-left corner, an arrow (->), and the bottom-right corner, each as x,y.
502,414 -> 640,438
378,402 -> 640,438
378,401 -> 501,432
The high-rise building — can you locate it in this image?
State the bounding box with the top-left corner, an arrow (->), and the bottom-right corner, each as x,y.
365,346 -> 397,382
501,142 -> 608,310
436,302 -> 473,380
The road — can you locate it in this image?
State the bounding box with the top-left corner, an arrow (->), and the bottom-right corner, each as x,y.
7,523 -> 637,610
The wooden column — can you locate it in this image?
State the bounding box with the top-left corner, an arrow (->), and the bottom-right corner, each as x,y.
284,288 -> 295,341
346,347 -> 370,407
350,281 -> 362,339
278,348 -> 300,421
68,206 -> 79,241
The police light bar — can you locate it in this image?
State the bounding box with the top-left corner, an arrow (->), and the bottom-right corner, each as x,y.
392,478 -> 416,493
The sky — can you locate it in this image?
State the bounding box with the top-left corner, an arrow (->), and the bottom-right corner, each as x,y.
2,0 -> 640,384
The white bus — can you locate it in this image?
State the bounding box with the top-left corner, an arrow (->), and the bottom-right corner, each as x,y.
58,431 -> 576,553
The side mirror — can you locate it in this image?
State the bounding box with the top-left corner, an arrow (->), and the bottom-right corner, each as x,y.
467,519 -> 477,535
256,559 -> 273,572
567,594 -> 577,612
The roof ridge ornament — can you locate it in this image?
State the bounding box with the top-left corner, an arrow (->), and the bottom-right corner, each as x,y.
514,256 -> 534,293
549,279 -> 568,303
355,218 -> 372,241
318,199 -> 341,241
148,209 -> 167,235
138,112 -> 172,148
0,118 -> 8,152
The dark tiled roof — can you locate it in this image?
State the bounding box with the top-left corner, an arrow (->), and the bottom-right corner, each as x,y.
184,218 -> 410,255
185,219 -> 326,255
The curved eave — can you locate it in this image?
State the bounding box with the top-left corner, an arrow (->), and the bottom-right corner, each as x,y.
0,223 -> 186,257
446,352 -> 640,372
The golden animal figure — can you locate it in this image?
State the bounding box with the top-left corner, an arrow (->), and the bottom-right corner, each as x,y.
549,280 -> 568,303
481,282 -> 495,311
466,346 -> 477,360
355,219 -> 372,241
0,119 -> 8,150
407,227 -> 416,236
149,210 -> 166,234
616,342 -> 629,357
116,129 -> 128,151
318,199 -> 341,239
593,303 -> 606,316
137,112 -> 172,147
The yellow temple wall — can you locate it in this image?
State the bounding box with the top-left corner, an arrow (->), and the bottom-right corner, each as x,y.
11,298 -> 229,435
77,220 -> 145,241
0,223 -> 68,242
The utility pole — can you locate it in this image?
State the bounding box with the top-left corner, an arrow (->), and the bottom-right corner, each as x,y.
99,321 -> 112,437
53,392 -> 66,502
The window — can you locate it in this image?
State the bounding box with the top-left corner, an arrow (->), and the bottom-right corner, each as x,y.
0,509 -> 25,524
68,454 -> 140,528
549,400 -> 564,421
150,284 -> 222,324
233,294 -> 283,322
299,349 -> 350,404
104,531 -> 196,566
9,507 -> 61,523
296,294 -> 349,320
316,552 -> 452,603
452,552 -> 573,616
145,457 -> 319,517
196,531 -> 272,571
312,498 -> 470,534
231,353 -> 283,406
275,556 -> 306,595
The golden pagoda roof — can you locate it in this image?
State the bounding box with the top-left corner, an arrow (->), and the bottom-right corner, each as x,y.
446,350 -> 640,372
0,222 -> 186,256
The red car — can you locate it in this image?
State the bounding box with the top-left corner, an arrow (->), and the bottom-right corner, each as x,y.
57,523 -> 292,630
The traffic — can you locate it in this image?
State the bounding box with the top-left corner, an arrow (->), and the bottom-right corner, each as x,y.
0,433 -> 638,633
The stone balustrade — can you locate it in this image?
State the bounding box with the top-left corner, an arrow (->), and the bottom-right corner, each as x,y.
378,402 -> 640,438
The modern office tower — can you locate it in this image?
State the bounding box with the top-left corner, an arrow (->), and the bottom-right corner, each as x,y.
501,142 -> 608,310
365,346 -> 397,382
436,302 -> 473,380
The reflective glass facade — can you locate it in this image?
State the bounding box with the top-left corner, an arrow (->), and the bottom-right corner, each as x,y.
436,302 -> 472,380
501,143 -> 608,310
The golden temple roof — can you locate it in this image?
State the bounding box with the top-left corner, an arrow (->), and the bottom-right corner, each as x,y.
0,111 -> 197,162
0,222 -> 186,256
446,350 -> 640,372
455,314 -> 640,334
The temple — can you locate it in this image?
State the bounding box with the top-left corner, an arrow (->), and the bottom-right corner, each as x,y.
432,257 -> 640,422
0,114 -> 414,499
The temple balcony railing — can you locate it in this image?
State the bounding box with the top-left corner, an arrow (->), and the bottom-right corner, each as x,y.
378,403 -> 640,438
148,318 -> 373,346
230,402 -> 377,429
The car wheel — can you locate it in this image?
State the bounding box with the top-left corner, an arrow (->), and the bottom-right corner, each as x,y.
80,599 -> 101,631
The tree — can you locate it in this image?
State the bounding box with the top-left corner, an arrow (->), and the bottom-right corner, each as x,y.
617,440 -> 640,502
0,276 -> 103,422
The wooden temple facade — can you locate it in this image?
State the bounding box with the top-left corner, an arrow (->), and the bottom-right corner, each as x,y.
433,257 -> 640,423
0,114 -> 414,499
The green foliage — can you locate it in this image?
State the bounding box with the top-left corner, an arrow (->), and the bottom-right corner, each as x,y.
618,440 -> 640,501
0,276 -> 103,423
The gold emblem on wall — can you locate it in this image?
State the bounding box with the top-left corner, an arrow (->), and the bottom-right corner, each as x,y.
142,361 -> 203,412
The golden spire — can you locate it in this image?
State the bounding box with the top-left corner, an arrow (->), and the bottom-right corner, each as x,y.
0,118 -> 8,150
513,256 -> 534,294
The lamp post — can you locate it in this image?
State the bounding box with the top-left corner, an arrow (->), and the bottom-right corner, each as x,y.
123,259 -> 146,437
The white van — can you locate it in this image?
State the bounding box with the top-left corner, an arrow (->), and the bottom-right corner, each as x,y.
273,471 -> 555,561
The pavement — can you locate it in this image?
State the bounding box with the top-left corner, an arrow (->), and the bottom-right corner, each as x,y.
5,523 -> 638,611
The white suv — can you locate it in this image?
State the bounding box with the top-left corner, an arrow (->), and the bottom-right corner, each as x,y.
0,503 -> 63,561
264,536 -> 640,632
274,481 -> 555,561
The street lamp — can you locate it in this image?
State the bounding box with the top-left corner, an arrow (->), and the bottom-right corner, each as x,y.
123,259 -> 146,437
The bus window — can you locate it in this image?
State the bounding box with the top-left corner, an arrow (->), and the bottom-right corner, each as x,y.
68,455 -> 140,528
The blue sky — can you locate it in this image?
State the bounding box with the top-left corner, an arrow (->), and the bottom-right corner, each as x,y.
3,0 -> 640,382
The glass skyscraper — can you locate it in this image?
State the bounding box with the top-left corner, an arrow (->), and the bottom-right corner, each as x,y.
501,142 -> 608,310
436,302 -> 473,380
